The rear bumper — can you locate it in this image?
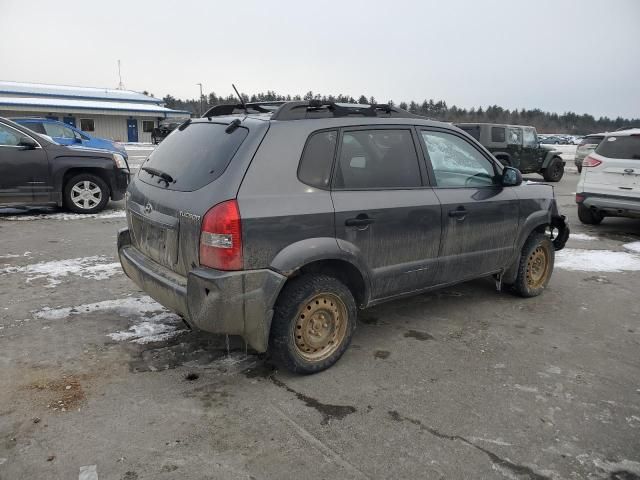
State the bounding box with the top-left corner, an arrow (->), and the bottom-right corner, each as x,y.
117,228 -> 286,352
578,193 -> 640,218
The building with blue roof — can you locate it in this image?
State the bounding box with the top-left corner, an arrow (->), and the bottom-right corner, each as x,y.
0,81 -> 190,143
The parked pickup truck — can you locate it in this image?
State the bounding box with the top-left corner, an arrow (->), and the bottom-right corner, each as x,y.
0,117 -> 129,213
456,123 -> 565,182
118,101 -> 569,374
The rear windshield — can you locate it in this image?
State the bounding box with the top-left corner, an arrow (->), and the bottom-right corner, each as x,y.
458,126 -> 480,141
579,135 -> 604,147
595,135 -> 640,160
139,122 -> 248,191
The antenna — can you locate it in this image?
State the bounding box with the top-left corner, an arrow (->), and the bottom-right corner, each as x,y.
117,60 -> 125,90
232,84 -> 247,112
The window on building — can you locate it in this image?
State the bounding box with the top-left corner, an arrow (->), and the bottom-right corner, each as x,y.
491,127 -> 506,143
298,130 -> 337,189
142,120 -> 155,133
334,130 -> 422,189
80,119 -> 95,132
422,130 -> 497,188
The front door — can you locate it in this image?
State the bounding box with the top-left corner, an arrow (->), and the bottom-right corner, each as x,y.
127,119 -> 138,142
331,127 -> 442,300
63,116 -> 76,128
419,128 -> 519,284
0,123 -> 49,205
520,127 -> 544,173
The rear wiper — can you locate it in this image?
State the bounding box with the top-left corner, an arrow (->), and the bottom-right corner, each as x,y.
141,166 -> 174,184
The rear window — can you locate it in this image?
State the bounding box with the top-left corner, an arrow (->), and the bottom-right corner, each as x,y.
139,122 -> 248,191
595,135 -> 640,160
579,135 -> 604,147
458,125 -> 480,141
491,127 -> 506,143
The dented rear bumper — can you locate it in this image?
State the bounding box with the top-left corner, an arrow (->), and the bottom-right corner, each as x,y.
117,228 -> 286,352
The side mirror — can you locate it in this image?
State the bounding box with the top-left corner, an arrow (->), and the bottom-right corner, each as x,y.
502,166 -> 522,187
18,136 -> 38,149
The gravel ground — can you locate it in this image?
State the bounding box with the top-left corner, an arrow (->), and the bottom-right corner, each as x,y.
0,168 -> 639,480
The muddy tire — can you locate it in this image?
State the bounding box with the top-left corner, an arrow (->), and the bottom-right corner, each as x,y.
543,157 -> 564,182
269,274 -> 357,374
63,173 -> 110,214
511,233 -> 555,298
578,204 -> 604,225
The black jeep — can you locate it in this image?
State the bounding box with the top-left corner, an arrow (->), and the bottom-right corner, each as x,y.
456,123 -> 565,182
151,121 -> 185,145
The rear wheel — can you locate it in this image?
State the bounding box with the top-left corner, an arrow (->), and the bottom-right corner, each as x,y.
269,274 -> 356,374
577,164 -> 582,174
578,204 -> 604,225
63,173 -> 109,214
510,233 -> 555,298
543,157 -> 564,182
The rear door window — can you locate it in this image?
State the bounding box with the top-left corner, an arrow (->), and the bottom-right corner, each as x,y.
24,122 -> 46,134
491,127 -> 506,143
139,122 -> 249,191
596,136 -> 640,160
333,129 -> 422,189
298,130 -> 337,189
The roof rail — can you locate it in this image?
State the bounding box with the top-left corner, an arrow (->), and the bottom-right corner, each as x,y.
201,101 -> 285,118
271,101 -> 421,120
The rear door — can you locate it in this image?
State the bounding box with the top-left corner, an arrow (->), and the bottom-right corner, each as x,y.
331,127 -> 442,300
585,134 -> 640,197
0,123 -> 49,205
419,128 -> 519,284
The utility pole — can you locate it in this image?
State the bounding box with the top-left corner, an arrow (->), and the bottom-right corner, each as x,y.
196,83 -> 204,116
117,60 -> 125,90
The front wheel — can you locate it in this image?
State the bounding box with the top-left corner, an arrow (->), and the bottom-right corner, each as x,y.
510,233 -> 555,298
269,274 -> 357,374
63,173 -> 110,214
543,157 -> 564,182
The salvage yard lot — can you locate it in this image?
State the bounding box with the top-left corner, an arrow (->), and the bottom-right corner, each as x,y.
1,171 -> 639,479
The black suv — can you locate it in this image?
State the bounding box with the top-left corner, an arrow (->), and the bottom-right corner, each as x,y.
0,117 -> 130,213
456,123 -> 565,182
118,102 -> 568,374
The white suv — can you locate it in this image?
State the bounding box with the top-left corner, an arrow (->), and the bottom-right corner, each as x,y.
576,128 -> 640,224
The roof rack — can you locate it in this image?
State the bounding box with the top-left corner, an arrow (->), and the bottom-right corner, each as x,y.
201,100 -> 420,121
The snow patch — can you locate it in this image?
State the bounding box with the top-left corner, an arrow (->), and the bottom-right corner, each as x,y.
34,296 -> 184,344
1,210 -> 125,221
570,233 -> 598,241
555,249 -> 640,272
1,256 -> 121,287
623,241 -> 640,253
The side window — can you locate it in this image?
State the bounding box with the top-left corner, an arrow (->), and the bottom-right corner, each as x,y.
62,126 -> 75,139
507,127 -> 522,146
523,128 -> 537,147
334,129 -> 421,189
0,124 -> 21,146
43,123 -> 64,138
298,130 -> 337,189
25,122 -> 46,134
491,127 -> 506,143
421,130 -> 497,188
142,120 -> 155,133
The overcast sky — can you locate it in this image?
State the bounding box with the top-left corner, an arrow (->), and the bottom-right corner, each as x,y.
1,0 -> 638,118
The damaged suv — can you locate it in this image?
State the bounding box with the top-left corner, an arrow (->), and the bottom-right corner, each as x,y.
118,101 -> 568,374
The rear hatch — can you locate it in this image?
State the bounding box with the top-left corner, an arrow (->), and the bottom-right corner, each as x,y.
584,134 -> 640,197
126,118 -> 267,276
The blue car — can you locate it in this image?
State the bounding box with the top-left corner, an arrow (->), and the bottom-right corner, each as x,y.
12,117 -> 128,159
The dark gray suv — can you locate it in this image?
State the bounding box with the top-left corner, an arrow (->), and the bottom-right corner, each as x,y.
117,101 -> 568,374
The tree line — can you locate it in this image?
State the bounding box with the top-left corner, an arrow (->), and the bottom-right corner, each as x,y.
156,90 -> 639,134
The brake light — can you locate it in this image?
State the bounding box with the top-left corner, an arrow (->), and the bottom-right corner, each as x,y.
582,155 -> 602,168
575,193 -> 585,203
199,200 -> 243,270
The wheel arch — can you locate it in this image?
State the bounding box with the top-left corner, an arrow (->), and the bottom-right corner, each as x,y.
503,211 -> 552,284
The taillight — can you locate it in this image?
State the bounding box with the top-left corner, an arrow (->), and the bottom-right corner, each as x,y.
199,200 -> 243,271
575,193 -> 585,203
583,155 -> 602,168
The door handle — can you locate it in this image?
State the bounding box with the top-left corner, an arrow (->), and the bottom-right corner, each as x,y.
448,207 -> 468,219
345,215 -> 375,227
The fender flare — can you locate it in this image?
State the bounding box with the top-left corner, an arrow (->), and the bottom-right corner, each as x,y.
492,151 -> 512,166
542,152 -> 564,169
503,210 -> 552,284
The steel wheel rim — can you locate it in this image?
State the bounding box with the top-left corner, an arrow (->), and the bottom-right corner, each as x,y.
71,180 -> 102,210
294,293 -> 348,362
526,245 -> 550,289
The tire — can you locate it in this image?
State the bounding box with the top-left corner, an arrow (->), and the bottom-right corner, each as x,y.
511,232 -> 555,298
578,204 -> 604,225
269,274 -> 357,374
577,165 -> 582,174
63,173 -> 110,214
543,157 -> 564,182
